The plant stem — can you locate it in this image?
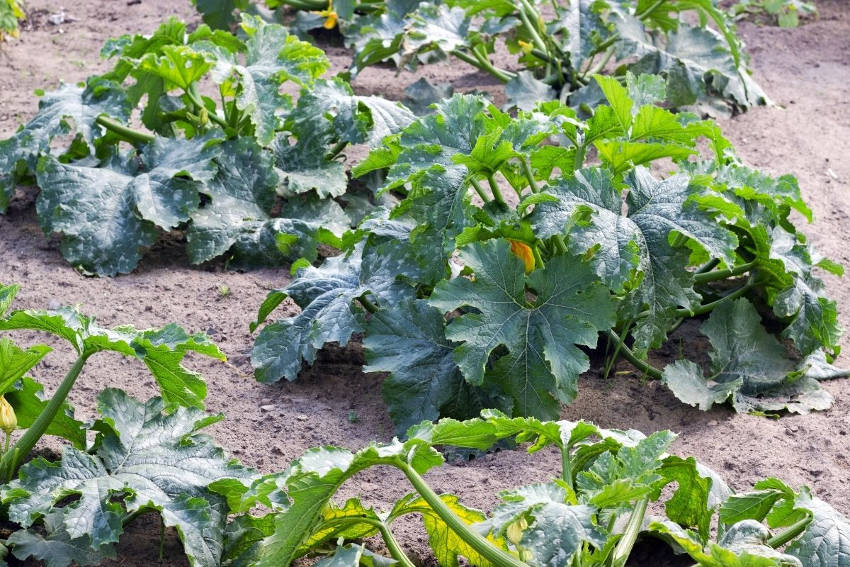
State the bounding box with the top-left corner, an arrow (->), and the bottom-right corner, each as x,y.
0,351 -> 92,482
519,157 -> 539,193
695,258 -> 720,274
635,0 -> 665,20
470,178 -> 491,203
552,235 -> 568,256
159,517 -> 166,562
560,447 -> 572,488
605,330 -> 662,380
185,86 -> 230,131
487,173 -> 508,208
377,523 -> 417,567
693,261 -> 756,284
358,294 -> 379,314
766,512 -> 813,548
2,431 -> 9,455
516,0 -> 548,54
610,497 -> 649,567
96,116 -> 155,145
586,46 -> 615,76
398,463 -> 530,567
573,144 -> 587,170
451,48 -> 514,84
278,0 -> 328,9
326,141 -> 349,160
604,320 -> 633,379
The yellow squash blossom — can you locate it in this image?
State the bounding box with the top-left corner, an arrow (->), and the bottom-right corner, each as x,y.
508,240 -> 535,273
313,0 -> 338,30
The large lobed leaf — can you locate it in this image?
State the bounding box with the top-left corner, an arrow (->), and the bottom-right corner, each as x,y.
3,389 -> 251,567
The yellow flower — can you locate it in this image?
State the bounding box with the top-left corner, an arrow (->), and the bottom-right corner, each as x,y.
0,396 -> 16,434
517,40 -> 533,54
313,0 -> 338,30
508,240 -> 535,273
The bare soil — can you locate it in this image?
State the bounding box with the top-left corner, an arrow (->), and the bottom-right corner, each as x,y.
0,1 -> 849,565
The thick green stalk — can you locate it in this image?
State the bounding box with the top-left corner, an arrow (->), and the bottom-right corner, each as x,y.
186,86 -> 230,131
280,0 -> 328,8
560,447 -> 572,488
552,235 -> 568,256
96,116 -> 155,145
636,282 -> 755,320
605,330 -> 663,380
398,463 -> 530,567
610,497 -> 649,567
326,141 -> 349,160
695,258 -> 720,274
377,523 -> 417,567
358,294 -> 379,314
470,178 -> 491,203
520,157 -> 539,193
487,173 -> 508,208
451,49 -> 514,84
693,261 -> 756,284
766,512 -> 813,548
515,2 -> 548,55
0,351 -> 92,482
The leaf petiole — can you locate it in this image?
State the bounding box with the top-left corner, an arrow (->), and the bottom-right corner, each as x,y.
96,116 -> 155,145
396,461 -> 530,567
0,350 -> 92,482
693,261 -> 756,284
604,330 -> 663,380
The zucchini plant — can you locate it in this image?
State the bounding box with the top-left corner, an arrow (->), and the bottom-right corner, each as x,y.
211,411 -> 850,567
0,283 -> 247,565
251,73 -> 846,434
198,0 -> 769,115
0,15 -> 413,275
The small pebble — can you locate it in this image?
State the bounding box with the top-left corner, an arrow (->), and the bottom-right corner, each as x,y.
259,405 -> 275,412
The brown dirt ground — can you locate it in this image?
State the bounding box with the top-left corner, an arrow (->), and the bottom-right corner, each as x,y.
0,1 -> 849,565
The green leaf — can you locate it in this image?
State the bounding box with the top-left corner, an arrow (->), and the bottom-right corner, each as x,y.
253,439 -> 442,567
202,15 -> 330,145
0,79 -> 131,213
532,167 -> 736,350
0,283 -> 19,316
0,337 -> 51,394
192,0 -> 249,30
6,376 -> 86,449
430,240 -> 616,417
365,299 -> 508,435
505,71 -> 556,111
480,482 -> 605,566
8,511 -> 117,567
390,493 -> 501,567
662,298 -> 839,414
4,389 -> 249,566
35,136 -> 218,275
0,304 -> 224,409
187,137 -> 350,267
138,45 -> 213,91
786,489 -> 850,567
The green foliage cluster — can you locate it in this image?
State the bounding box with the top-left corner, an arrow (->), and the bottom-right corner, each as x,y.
0,16 -> 413,275
0,0 -> 23,41
197,0 -> 769,116
730,0 -> 817,28
0,283 -> 241,565
252,74 -> 845,434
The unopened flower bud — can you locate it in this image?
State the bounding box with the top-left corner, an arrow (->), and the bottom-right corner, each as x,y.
0,396 -> 17,434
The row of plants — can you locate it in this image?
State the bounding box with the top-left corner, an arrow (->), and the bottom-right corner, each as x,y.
0,12 -> 845,434
196,0 -> 771,116
251,74 -> 846,434
0,15 -> 414,275
0,284 -> 849,566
